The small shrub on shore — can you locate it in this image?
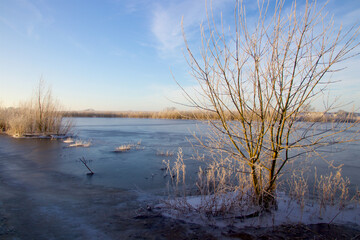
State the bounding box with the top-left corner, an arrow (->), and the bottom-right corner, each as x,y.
0,80 -> 72,137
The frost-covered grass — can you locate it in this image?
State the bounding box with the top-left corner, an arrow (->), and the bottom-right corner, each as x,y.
63,137 -> 74,143
68,140 -> 91,148
159,148 -> 360,228
114,144 -> 132,152
114,140 -> 142,153
156,150 -> 174,157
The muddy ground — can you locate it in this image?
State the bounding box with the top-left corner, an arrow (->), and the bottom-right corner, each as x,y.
1,145 -> 360,239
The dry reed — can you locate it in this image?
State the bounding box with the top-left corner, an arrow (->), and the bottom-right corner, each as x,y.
156,150 -> 174,157
114,140 -> 142,153
114,144 -> 132,152
0,81 -> 72,137
163,149 -> 356,219
68,140 -> 91,148
63,110 -> 360,122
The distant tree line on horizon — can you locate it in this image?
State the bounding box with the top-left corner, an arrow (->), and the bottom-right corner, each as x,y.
1,106 -> 358,135
62,109 -> 360,122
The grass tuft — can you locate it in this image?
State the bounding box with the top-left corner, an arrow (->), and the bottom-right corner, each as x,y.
68,140 -> 91,147
114,144 -> 132,152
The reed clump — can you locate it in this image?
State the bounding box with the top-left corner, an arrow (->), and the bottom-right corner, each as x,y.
163,149 -> 257,217
163,149 -> 357,221
287,167 -> 352,209
114,144 -> 132,152
114,140 -> 142,153
68,140 -> 91,148
0,81 -> 72,137
315,169 -> 350,211
157,150 -> 174,157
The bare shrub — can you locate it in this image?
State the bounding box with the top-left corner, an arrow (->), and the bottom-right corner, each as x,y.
3,80 -> 72,137
32,79 -> 70,135
0,106 -> 8,131
179,0 -> 360,209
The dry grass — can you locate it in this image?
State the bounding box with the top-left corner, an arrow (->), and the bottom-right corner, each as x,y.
0,81 -> 72,137
283,166 -> 353,220
163,148 -> 258,217
163,149 -> 186,196
163,149 -> 357,219
287,170 -> 308,212
315,169 -> 350,212
63,137 -> 74,143
114,140 -> 142,153
114,144 -> 132,152
68,140 -> 91,148
64,110 -> 360,122
64,109 -> 217,120
157,150 -> 174,157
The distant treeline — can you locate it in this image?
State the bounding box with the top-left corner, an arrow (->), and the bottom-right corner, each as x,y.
1,109 -> 358,137
62,110 -> 214,120
63,110 -> 360,122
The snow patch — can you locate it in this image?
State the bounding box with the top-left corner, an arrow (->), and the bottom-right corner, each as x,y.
156,192 -> 360,228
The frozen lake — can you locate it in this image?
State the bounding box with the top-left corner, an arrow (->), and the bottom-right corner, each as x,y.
0,117 -> 359,193
0,118 -> 207,194
0,117 -> 359,239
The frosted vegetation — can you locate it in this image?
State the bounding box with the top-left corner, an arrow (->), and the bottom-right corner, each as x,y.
0,0 -> 359,232
114,141 -> 143,152
0,80 -> 72,137
157,0 -> 360,228
159,147 -> 359,227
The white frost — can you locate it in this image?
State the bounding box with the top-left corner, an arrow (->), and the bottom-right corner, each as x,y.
157,192 -> 360,229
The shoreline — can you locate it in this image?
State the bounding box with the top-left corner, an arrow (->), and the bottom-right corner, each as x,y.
63,110 -> 360,122
0,129 -> 359,239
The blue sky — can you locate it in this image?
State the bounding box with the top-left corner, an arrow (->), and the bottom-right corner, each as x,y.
0,0 -> 360,111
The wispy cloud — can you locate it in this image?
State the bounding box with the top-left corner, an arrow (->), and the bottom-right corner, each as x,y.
124,0 -> 151,14
0,16 -> 23,36
66,36 -> 91,55
110,0 -> 152,14
17,0 -> 43,21
0,0 -> 52,39
150,0 -> 232,56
